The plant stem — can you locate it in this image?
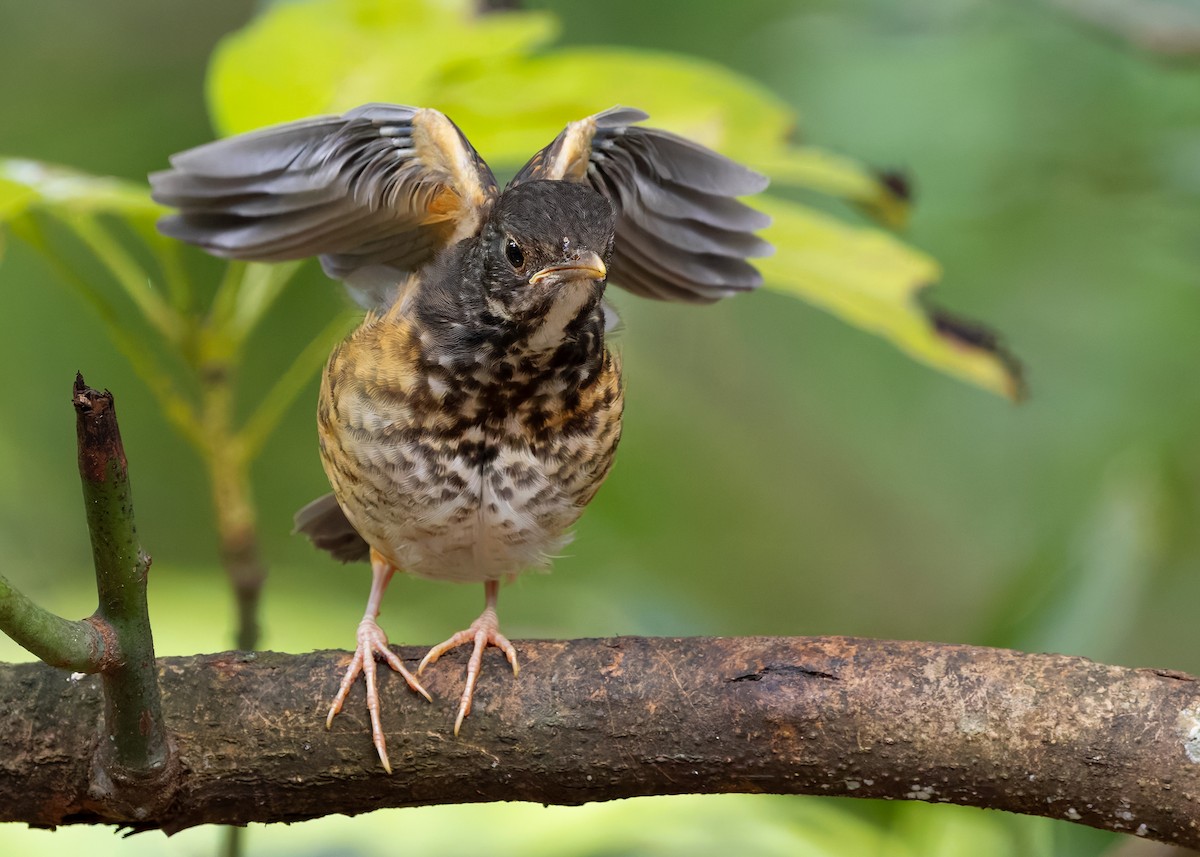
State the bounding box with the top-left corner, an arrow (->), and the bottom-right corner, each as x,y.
10,214 -> 208,452
239,309 -> 351,460
200,361 -> 266,652
222,825 -> 244,857
69,213 -> 182,346
144,228 -> 194,314
0,571 -> 107,671
73,374 -> 171,776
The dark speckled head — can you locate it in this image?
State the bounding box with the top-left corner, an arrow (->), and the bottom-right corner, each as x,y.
414,180 -> 618,361
480,181 -> 616,302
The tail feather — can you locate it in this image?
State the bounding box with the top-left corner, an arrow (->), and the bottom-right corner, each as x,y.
293,493 -> 370,563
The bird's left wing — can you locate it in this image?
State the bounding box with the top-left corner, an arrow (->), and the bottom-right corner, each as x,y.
509,107 -> 771,304
150,104 -> 498,308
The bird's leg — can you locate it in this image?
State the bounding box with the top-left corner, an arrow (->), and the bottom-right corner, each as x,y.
418,579 -> 519,735
326,548 -> 432,773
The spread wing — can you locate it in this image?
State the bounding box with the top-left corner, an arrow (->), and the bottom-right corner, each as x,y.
150,104 -> 498,308
509,107 -> 771,303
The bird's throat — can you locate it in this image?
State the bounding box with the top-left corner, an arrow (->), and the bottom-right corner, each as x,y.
412,286 -> 606,405
522,278 -> 601,354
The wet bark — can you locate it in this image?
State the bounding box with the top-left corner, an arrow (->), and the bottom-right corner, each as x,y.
1,636 -> 1198,844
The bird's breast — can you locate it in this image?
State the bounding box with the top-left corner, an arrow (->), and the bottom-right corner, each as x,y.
317,315 -> 623,582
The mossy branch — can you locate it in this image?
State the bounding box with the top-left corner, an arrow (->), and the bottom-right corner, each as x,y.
0,573 -> 106,671
71,376 -> 175,788
0,376 -> 178,819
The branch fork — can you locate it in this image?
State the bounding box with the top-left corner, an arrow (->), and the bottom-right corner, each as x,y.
0,375 -> 177,821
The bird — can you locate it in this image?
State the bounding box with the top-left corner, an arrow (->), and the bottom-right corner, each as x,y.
150,103 -> 771,772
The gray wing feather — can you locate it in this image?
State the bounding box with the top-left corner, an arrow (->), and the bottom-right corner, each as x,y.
512,106 -> 771,303
150,104 -> 497,308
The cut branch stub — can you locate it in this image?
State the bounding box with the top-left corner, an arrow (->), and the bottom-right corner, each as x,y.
72,374 -> 178,819
73,374 -> 127,481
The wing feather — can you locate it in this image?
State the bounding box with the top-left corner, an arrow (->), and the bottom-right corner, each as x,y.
511,107 -> 771,303
150,104 -> 498,308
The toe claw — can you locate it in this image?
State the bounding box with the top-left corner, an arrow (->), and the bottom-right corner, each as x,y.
376,640 -> 434,702
422,603 -> 518,735
327,618 -> 429,772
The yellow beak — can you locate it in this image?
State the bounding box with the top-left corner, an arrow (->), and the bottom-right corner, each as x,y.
529,251 -> 607,285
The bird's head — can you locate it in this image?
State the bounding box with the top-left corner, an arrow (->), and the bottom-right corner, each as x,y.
478,180 -> 616,329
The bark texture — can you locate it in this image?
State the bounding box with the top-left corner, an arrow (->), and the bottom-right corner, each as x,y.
1,636 -> 1198,845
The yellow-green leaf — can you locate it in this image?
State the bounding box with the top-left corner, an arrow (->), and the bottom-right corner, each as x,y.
0,175 -> 36,222
429,48 -> 909,228
758,195 -> 1023,401
0,176 -> 36,260
203,0 -> 1020,400
431,48 -> 796,165
208,0 -> 558,135
753,148 -> 911,229
208,0 -> 909,227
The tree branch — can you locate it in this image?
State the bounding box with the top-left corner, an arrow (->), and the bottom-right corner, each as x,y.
1,377 -> 179,821
0,571 -> 105,671
1,637 -> 1197,845
71,375 -> 178,817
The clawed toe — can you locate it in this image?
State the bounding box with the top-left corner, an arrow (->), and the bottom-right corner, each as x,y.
418,580 -> 519,735
327,617 -> 431,773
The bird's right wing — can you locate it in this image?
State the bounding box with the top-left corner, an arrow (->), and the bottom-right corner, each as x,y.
150,104 -> 498,308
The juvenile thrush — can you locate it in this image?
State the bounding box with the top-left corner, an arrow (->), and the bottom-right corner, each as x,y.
151,104 -> 770,771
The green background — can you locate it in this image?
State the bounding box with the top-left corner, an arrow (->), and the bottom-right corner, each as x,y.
2,1 -> 1198,854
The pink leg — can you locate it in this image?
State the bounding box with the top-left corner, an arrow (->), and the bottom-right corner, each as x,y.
326,548 -> 431,773
418,579 -> 519,735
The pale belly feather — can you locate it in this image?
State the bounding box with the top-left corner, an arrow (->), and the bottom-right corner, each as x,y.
319,310 -> 622,584
327,410 -> 611,584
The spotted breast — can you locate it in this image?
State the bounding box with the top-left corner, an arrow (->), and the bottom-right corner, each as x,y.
318,280 -> 624,585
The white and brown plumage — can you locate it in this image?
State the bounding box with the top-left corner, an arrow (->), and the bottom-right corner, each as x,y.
151,104 -> 770,771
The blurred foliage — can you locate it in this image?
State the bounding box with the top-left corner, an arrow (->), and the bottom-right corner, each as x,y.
0,160 -> 341,458
0,795 -> 1047,857
1,0 -> 1198,856
210,0 -> 1021,398
0,153 -> 353,651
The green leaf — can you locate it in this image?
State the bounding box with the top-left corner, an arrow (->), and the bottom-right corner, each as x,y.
207,0 -> 558,135
757,195 -> 1023,401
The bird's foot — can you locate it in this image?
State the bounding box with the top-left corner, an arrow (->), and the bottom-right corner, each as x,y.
418,607 -> 519,736
326,617 -> 432,773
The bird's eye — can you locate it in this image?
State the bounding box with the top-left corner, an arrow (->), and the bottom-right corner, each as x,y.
504,238 -> 525,269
